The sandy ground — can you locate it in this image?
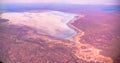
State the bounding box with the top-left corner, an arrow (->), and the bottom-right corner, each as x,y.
0,10 -> 119,63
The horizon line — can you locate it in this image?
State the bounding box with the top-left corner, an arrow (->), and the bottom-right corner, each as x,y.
0,2 -> 120,5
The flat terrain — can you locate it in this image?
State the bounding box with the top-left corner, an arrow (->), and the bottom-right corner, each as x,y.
0,4 -> 120,63
71,9 -> 120,63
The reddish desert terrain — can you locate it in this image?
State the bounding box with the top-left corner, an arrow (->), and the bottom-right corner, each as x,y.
0,7 -> 120,63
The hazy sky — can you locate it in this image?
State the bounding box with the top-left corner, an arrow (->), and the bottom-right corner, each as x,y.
1,0 -> 119,5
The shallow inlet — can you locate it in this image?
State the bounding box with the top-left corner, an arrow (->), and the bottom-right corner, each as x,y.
1,11 -> 79,39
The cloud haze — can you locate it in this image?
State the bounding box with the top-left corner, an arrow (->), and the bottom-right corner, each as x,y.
1,0 -> 119,5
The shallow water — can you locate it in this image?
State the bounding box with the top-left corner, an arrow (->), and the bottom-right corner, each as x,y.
102,6 -> 120,11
